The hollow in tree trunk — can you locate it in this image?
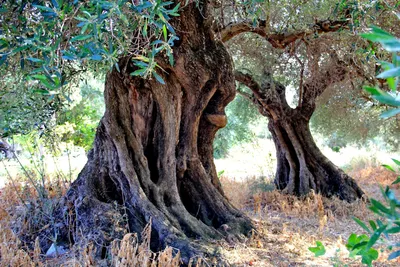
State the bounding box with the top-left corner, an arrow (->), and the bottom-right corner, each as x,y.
48,2 -> 252,263
235,60 -> 364,203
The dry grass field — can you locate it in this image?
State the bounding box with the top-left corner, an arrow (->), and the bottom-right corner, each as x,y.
219,167 -> 400,266
1,141 -> 399,266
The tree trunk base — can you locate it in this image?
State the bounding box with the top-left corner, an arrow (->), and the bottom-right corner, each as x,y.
271,119 -> 364,202
47,166 -> 250,264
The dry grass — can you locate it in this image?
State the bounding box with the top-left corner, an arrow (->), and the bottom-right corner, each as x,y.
218,166 -> 400,266
110,221 -> 181,267
0,176 -> 185,266
1,163 -> 400,266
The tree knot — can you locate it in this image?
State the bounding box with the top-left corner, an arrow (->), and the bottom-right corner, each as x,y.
205,114 -> 227,128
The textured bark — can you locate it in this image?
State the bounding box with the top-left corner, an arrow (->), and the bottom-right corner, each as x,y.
235,61 -> 365,202
49,1 -> 252,264
268,113 -> 364,202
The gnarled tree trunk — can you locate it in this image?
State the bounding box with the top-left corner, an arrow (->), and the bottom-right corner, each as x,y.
268,109 -> 364,202
235,56 -> 364,202
50,1 -> 252,263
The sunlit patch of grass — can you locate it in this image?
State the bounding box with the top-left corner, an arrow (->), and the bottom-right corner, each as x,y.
220,166 -> 400,266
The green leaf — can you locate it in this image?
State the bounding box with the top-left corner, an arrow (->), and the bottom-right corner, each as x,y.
371,199 -> 391,215
162,24 -> 168,41
131,68 -> 146,76
81,23 -> 89,35
387,77 -> 398,92
167,50 -> 174,66
386,226 -> 400,234
347,233 -> 359,247
26,57 -> 44,63
364,86 -> 400,107
30,74 -> 54,85
308,241 -> 326,257
388,250 -> 400,260
361,248 -> 379,266
382,40 -> 400,52
382,164 -> 395,172
380,108 -> 400,119
91,54 -> 102,61
369,220 -> 377,231
354,217 -> 371,234
152,71 -> 165,84
33,4 -> 54,13
363,86 -> 381,96
377,67 -> 400,79
70,35 -> 92,42
392,176 -> 400,185
369,26 -> 394,37
364,225 -> 387,252
143,19 -> 148,37
392,159 -> 400,166
353,241 -> 369,251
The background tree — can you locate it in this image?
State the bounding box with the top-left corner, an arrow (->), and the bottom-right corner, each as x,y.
213,0 -> 398,201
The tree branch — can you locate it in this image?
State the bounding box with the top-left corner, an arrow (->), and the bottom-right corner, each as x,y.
219,20 -> 269,43
234,71 -> 264,100
294,54 -> 305,108
235,71 -> 279,119
300,52 -> 349,115
236,88 -> 255,103
219,19 -> 349,48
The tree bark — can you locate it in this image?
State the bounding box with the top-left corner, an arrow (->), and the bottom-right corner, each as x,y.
268,111 -> 364,202
48,1 -> 252,263
235,60 -> 365,202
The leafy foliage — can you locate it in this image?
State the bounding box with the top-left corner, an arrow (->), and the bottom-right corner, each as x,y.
53,79 -> 105,151
0,0 -> 179,138
0,0 -> 179,82
0,71 -> 63,137
346,233 -> 379,266
362,21 -> 400,117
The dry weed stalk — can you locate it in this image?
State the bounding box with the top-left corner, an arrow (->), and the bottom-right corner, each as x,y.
253,193 -> 262,215
0,224 -> 41,267
81,242 -> 96,266
260,189 -> 369,220
111,219 -> 181,267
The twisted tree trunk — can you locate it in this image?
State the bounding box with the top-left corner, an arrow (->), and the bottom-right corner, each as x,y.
267,108 -> 364,202
49,1 -> 252,263
235,57 -> 364,202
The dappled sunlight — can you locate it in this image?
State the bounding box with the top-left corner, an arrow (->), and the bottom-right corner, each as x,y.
215,138 -> 276,181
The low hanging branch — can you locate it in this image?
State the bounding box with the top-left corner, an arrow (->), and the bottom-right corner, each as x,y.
219,19 -> 349,48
